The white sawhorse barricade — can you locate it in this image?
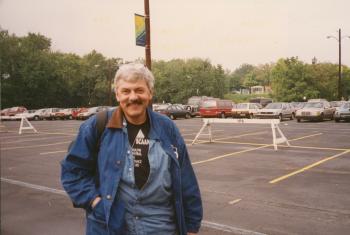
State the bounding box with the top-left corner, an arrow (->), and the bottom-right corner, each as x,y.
192,118 -> 290,150
19,117 -> 38,134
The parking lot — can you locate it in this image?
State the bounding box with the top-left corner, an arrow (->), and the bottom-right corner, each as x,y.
1,117 -> 350,235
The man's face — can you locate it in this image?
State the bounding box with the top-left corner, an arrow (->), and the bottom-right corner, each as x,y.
115,78 -> 152,124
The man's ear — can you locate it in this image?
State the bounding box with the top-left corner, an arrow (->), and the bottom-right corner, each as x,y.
115,91 -> 120,102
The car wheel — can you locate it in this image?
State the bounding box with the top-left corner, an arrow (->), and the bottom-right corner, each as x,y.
335,118 -> 340,122
220,113 -> 225,119
290,113 -> 294,120
68,115 -> 73,120
170,114 -> 175,120
185,113 -> 191,119
249,113 -> 254,119
279,114 -> 283,121
34,116 -> 39,121
319,113 -> 324,122
297,118 -> 301,122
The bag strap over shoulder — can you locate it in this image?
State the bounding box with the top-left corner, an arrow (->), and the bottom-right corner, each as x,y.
67,110 -> 109,152
96,110 -> 108,149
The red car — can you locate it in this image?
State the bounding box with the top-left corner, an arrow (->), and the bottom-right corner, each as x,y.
1,106 -> 27,116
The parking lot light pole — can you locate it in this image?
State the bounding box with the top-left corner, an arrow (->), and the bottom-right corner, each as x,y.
327,28 -> 350,100
144,0 -> 151,70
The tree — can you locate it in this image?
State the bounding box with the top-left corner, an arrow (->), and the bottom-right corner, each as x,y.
271,57 -> 319,101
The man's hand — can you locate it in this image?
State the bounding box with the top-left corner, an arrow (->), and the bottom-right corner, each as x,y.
91,196 -> 101,209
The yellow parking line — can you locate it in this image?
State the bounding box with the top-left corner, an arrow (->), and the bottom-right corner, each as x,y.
192,145 -> 269,165
191,132 -> 324,165
2,141 -> 71,150
181,130 -> 224,136
212,140 -> 267,146
187,131 -> 268,145
287,145 -> 349,152
269,150 -> 350,184
289,132 -> 323,141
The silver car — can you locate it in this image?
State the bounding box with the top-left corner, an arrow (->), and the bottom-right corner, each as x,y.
232,103 -> 261,119
254,102 -> 294,121
334,102 -> 350,122
295,101 -> 334,122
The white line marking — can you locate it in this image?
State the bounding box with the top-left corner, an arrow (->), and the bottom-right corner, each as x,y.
1,177 -> 66,195
40,150 -> 67,155
2,136 -> 72,144
1,177 -> 267,234
202,220 -> 268,235
1,141 -> 71,150
229,198 -> 242,205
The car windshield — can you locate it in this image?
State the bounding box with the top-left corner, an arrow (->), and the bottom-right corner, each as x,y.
202,100 -> 217,108
236,103 -> 248,109
330,101 -> 344,107
265,103 -> 282,109
340,102 -> 350,109
155,104 -> 169,110
188,98 -> 201,106
304,102 -> 323,108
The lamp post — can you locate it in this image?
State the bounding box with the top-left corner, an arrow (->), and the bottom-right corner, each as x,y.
327,28 -> 350,100
144,0 -> 151,70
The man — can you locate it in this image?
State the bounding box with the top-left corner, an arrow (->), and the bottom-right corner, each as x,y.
61,63 -> 203,235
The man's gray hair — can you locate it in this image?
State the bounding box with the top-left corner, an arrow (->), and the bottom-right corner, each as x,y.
114,63 -> 154,93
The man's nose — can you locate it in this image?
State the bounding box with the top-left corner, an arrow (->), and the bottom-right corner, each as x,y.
129,91 -> 138,100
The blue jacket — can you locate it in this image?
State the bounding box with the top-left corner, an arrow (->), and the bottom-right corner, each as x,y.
61,108 -> 203,234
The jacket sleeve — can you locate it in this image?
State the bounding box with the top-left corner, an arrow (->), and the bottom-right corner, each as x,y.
173,124 -> 203,233
60,117 -> 100,209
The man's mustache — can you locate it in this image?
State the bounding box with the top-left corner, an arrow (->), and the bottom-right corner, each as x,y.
126,99 -> 143,106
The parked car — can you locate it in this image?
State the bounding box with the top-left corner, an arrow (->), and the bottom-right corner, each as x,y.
330,101 -> 347,111
295,101 -> 334,122
32,109 -> 47,120
155,104 -> 191,120
72,107 -> 88,119
1,106 -> 27,116
232,103 -> 261,119
187,96 -> 217,117
54,108 -> 75,120
199,99 -> 233,118
254,102 -> 294,121
334,102 -> 350,122
14,109 -> 37,120
249,97 -> 272,107
77,106 -> 109,120
42,108 -> 62,120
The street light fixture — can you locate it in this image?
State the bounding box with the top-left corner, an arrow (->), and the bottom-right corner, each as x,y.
327,28 -> 350,100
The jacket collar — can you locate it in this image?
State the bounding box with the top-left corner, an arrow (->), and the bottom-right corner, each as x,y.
106,107 -> 125,129
106,107 -> 160,140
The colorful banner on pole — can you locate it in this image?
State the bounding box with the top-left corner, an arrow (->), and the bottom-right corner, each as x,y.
135,14 -> 146,47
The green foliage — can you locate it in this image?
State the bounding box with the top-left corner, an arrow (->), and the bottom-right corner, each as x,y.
1,29 -> 349,110
153,58 -> 229,103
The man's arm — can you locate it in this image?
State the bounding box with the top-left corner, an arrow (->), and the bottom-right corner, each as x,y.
173,125 -> 203,233
61,117 -> 100,209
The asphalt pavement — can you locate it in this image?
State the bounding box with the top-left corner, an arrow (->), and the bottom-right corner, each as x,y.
1,117 -> 350,235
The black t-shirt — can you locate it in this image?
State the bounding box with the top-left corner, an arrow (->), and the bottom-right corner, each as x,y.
126,117 -> 150,189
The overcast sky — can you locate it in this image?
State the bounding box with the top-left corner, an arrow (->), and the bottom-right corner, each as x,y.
1,0 -> 350,70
